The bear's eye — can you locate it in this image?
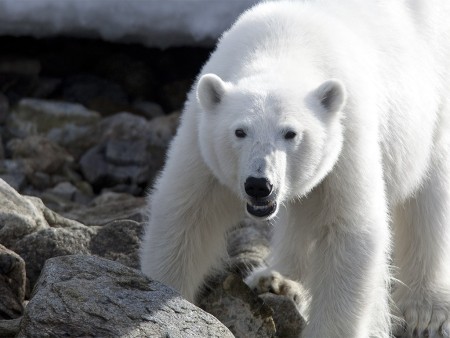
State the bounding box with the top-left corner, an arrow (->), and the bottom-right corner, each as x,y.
235,129 -> 247,138
284,131 -> 297,140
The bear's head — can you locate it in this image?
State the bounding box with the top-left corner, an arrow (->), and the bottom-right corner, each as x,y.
196,73 -> 346,220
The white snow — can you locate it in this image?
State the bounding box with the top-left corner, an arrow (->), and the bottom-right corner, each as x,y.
0,0 -> 258,48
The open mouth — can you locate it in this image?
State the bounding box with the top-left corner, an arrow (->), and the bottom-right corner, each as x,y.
246,200 -> 277,218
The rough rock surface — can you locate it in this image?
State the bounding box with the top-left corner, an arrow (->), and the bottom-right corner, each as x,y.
17,255 -> 234,338
260,293 -> 306,338
0,244 -> 26,320
0,318 -> 21,337
199,274 -> 276,337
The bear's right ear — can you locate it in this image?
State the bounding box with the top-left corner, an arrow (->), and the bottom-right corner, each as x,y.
197,74 -> 228,112
314,79 -> 347,114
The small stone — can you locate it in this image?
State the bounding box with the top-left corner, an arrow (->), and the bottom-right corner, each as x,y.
46,181 -> 78,201
78,144 -> 107,185
105,139 -> 148,166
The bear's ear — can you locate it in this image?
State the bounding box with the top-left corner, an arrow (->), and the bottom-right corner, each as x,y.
197,74 -> 228,112
314,79 -> 347,114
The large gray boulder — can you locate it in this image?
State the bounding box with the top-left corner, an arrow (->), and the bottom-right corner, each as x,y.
17,255 -> 234,338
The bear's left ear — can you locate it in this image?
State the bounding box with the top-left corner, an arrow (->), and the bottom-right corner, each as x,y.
314,79 -> 347,114
197,73 -> 228,112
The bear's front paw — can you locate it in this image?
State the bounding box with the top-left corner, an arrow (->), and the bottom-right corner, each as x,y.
245,268 -> 306,307
393,292 -> 450,338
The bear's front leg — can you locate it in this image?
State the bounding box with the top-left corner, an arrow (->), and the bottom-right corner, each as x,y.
299,149 -> 392,338
140,120 -> 242,302
303,221 -> 391,338
392,130 -> 450,338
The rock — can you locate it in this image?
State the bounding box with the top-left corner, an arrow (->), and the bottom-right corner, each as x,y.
0,179 -> 94,286
199,274 -> 276,337
259,293 -> 306,338
78,111 -> 175,192
95,112 -> 151,141
6,98 -> 101,139
79,142 -> 150,192
44,181 -> 78,201
0,318 -> 21,337
17,255 -> 234,338
14,226 -> 95,287
105,139 -> 148,166
39,181 -> 93,212
89,220 -> 143,269
61,191 -> 146,226
7,135 -> 73,174
92,110 -> 178,149
1,180 -> 146,286
0,179 -> 50,249
0,245 -> 26,320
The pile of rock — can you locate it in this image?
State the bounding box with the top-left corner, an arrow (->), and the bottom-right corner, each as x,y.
0,37 -> 303,337
0,37 -> 193,211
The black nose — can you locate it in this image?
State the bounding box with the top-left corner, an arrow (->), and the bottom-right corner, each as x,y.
245,177 -> 273,198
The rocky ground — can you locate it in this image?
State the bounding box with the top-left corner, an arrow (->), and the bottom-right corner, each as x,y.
0,37 -> 302,337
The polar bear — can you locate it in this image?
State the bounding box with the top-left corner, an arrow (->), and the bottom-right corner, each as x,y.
140,0 -> 450,337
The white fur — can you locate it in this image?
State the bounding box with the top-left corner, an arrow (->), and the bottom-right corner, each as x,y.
140,1 -> 450,337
